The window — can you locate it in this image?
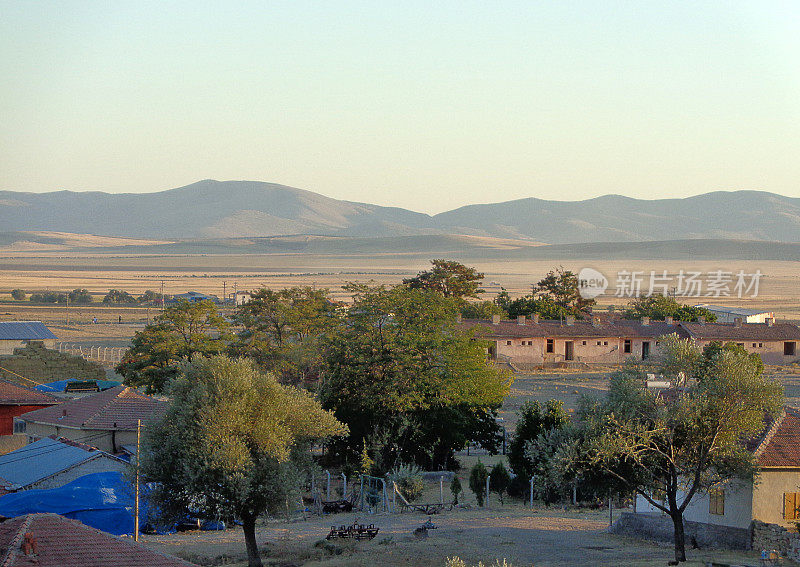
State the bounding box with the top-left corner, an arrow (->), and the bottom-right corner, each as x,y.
736,343 -> 745,348
546,338 -> 554,353
709,488 -> 725,516
752,343 -> 757,348
603,341 -> 608,346
785,493 -> 800,520
759,343 -> 763,348
596,341 -> 601,346
623,339 -> 632,354
582,340 -> 587,345
528,341 -> 533,346
642,341 -> 650,360
12,419 -> 25,434
506,340 -> 512,346
784,342 -> 796,356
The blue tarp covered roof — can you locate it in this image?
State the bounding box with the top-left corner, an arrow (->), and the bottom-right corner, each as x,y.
0,438 -> 99,490
35,379 -> 121,393
0,472 -> 145,536
0,321 -> 57,340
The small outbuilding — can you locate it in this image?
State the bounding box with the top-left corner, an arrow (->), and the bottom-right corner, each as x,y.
0,322 -> 57,355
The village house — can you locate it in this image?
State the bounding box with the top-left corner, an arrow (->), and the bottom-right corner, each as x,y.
460,316 -> 800,366
0,322 -> 57,355
632,406 -> 800,547
0,380 -> 59,436
0,513 -> 197,566
0,437 -> 128,494
695,304 -> 775,324
15,385 -> 166,454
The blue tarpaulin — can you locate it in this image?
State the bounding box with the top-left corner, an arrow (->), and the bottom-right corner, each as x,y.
0,472 -> 145,535
35,379 -> 121,393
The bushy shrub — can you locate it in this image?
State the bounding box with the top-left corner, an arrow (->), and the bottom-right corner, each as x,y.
11,289 -> 25,301
469,461 -> 488,507
387,464 -> 424,503
489,462 -> 511,504
450,476 -> 462,505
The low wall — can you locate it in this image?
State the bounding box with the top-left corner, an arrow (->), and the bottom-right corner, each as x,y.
751,520 -> 800,561
610,512 -> 751,550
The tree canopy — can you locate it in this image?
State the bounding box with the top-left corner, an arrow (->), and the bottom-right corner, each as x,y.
571,337 -> 783,562
140,356 -> 346,567
623,295 -> 717,322
231,287 -> 340,387
534,267 -> 595,314
319,284 -> 512,471
403,259 -> 484,299
116,300 -> 232,393
103,289 -> 138,304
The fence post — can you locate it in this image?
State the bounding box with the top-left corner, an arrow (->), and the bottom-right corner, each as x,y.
485,476 -> 490,507
439,475 -> 444,505
341,473 -> 347,499
529,477 -> 534,508
325,470 -> 331,501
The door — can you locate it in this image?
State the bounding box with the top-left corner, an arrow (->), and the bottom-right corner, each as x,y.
565,341 -> 574,361
642,341 -> 650,360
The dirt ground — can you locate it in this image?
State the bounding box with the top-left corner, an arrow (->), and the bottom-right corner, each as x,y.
139,504 -> 769,567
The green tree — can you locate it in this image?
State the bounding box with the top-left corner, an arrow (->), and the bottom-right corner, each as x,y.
11,289 -> 25,301
403,259 -> 484,299
574,337 -> 783,563
320,284 -> 511,471
450,475 -> 462,505
138,290 -> 164,304
460,300 -> 505,320
508,400 -> 570,480
469,461 -> 488,507
116,300 -> 233,393
534,267 -> 595,314
502,294 -> 569,320
68,288 -> 93,304
103,289 -> 138,304
140,356 -> 346,567
489,461 -> 511,504
30,291 -> 67,304
623,295 -> 717,322
231,287 -> 339,386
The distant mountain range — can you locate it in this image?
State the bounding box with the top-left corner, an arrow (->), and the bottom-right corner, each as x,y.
2,180 -> 799,244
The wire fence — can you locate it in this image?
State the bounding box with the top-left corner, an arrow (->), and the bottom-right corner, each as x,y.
57,343 -> 126,364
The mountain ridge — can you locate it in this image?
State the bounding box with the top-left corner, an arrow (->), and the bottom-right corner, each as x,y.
2,180 -> 799,244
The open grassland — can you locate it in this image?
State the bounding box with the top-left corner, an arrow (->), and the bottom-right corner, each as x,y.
1,254 -> 800,317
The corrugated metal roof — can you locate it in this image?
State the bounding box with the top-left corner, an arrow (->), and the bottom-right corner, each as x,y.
0,438 -> 97,490
0,322 -> 57,341
694,304 -> 773,316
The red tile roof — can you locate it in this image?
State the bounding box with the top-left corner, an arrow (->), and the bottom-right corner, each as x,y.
680,321 -> 800,341
19,386 -> 166,431
0,380 -> 58,406
460,318 -> 689,339
754,406 -> 800,468
0,513 -> 196,566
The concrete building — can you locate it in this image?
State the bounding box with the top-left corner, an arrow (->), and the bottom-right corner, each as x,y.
460,316 -> 800,366
0,380 -> 59,436
16,386 -> 166,454
695,305 -> 775,324
0,322 -> 57,355
634,406 -> 800,541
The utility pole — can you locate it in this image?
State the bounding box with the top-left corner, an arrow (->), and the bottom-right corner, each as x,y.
135,419 -> 141,541
223,281 -> 227,305
160,280 -> 165,311
65,295 -> 70,325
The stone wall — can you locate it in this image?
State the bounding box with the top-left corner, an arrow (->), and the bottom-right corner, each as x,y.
0,342 -> 104,384
751,520 -> 800,561
610,512 -> 751,549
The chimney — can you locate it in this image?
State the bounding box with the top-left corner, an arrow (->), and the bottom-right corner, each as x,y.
531,313 -> 540,324
733,317 -> 742,328
492,314 -> 501,325
665,316 -> 674,325
22,533 -> 37,556
517,315 -> 526,326
697,316 -> 706,325
641,316 -> 650,326
766,317 -> 774,327
565,316 -> 575,326
455,313 -> 462,323
592,316 -> 600,327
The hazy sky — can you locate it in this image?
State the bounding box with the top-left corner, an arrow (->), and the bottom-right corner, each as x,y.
1,2 -> 798,213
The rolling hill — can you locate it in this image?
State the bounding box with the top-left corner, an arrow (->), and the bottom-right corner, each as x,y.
2,180 -> 799,244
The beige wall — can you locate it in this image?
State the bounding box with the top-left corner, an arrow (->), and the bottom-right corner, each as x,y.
752,469 -> 800,527
693,340 -> 799,365
23,421 -> 137,454
492,335 -> 666,365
